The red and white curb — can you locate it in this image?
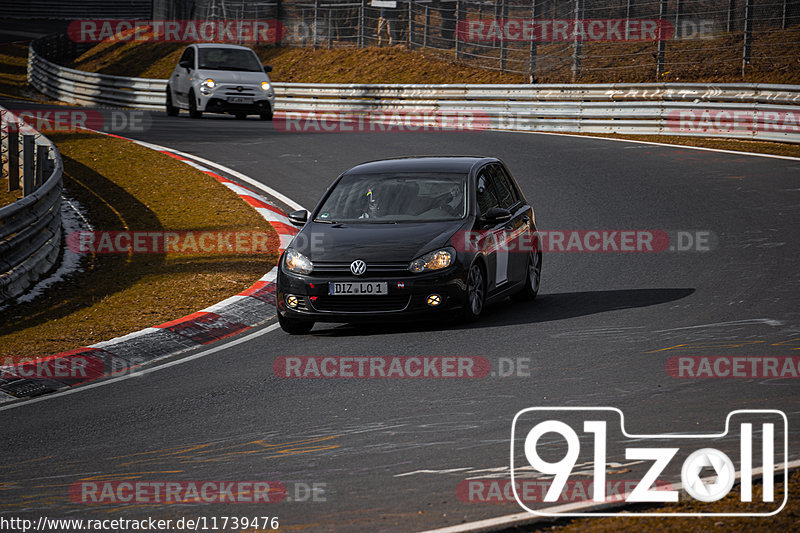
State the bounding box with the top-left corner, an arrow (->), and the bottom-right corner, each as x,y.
0,133 -> 298,402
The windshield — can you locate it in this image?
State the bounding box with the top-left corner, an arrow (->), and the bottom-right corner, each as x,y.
314,172 -> 468,223
197,48 -> 262,72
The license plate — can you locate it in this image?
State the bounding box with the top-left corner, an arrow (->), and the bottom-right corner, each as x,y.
328,282 -> 388,295
228,96 -> 254,104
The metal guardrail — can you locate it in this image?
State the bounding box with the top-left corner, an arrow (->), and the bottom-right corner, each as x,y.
0,107 -> 63,303
27,37 -> 800,144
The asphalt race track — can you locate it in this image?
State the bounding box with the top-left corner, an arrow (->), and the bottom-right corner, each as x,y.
2,108 -> 799,531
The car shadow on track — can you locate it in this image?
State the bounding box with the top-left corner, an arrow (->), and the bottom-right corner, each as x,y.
309,287 -> 695,337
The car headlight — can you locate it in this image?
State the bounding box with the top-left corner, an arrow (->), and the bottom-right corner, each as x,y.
261,81 -> 272,91
409,247 -> 454,274
283,249 -> 313,275
200,78 -> 215,94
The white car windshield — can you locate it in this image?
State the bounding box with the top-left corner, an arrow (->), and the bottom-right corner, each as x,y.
197,48 -> 262,72
315,173 -> 468,223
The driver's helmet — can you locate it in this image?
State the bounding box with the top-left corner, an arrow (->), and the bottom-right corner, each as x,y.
362,186 -> 382,218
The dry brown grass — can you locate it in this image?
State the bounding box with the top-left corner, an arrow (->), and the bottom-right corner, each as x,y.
0,133 -> 277,363
65,26 -> 800,84
540,470 -> 799,533
555,132 -> 800,158
0,43 -> 29,99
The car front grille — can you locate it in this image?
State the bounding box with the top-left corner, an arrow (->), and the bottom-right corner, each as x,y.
311,295 -> 410,313
222,85 -> 258,96
311,261 -> 410,278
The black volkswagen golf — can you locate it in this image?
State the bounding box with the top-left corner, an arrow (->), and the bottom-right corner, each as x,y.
276,156 -> 541,334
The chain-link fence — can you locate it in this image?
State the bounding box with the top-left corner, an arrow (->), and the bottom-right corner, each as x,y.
153,0 -> 800,82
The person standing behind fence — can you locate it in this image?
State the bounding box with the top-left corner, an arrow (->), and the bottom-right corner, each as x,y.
376,7 -> 392,46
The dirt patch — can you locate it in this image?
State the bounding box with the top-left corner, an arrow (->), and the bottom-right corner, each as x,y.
0,133 -> 277,364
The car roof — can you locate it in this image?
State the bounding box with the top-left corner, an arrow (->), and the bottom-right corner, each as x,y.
344,156 -> 497,175
192,43 -> 254,51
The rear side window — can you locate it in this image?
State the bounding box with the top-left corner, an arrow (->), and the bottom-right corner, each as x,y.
476,170 -> 500,217
489,164 -> 519,209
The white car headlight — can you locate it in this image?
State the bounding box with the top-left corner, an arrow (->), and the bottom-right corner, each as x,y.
284,249 -> 313,275
261,81 -> 272,91
200,78 -> 216,95
409,247 -> 454,274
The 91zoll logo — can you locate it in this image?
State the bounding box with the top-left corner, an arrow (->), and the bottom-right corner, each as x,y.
510,408 -> 787,516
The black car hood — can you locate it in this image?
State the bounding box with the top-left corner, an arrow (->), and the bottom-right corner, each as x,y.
293,220 -> 469,262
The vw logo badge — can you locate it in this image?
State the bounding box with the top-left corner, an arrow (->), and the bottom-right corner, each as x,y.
350,259 -> 367,276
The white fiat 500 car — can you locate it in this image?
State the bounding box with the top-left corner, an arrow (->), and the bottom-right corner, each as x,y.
166,43 -> 275,120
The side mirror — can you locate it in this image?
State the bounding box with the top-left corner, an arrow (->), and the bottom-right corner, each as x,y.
263,65 -> 273,73
288,209 -> 308,227
481,207 -> 512,225
179,59 -> 191,70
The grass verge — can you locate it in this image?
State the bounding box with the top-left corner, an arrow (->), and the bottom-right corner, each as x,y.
0,132 -> 277,364
532,470 -> 799,533
550,132 -> 800,159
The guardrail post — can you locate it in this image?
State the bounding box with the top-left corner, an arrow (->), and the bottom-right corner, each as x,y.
8,128 -> 19,192
656,0 -> 667,79
35,144 -> 47,189
22,135 -> 34,196
742,0 -> 753,77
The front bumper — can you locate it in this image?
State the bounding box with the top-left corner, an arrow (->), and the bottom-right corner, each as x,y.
276,266 -> 469,323
197,86 -> 275,114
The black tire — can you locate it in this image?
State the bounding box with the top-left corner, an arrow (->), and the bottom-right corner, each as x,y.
512,250 -> 542,302
278,313 -> 314,335
259,103 -> 274,121
235,113 -> 247,120
462,261 -> 486,323
165,87 -> 179,117
188,91 -> 202,119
